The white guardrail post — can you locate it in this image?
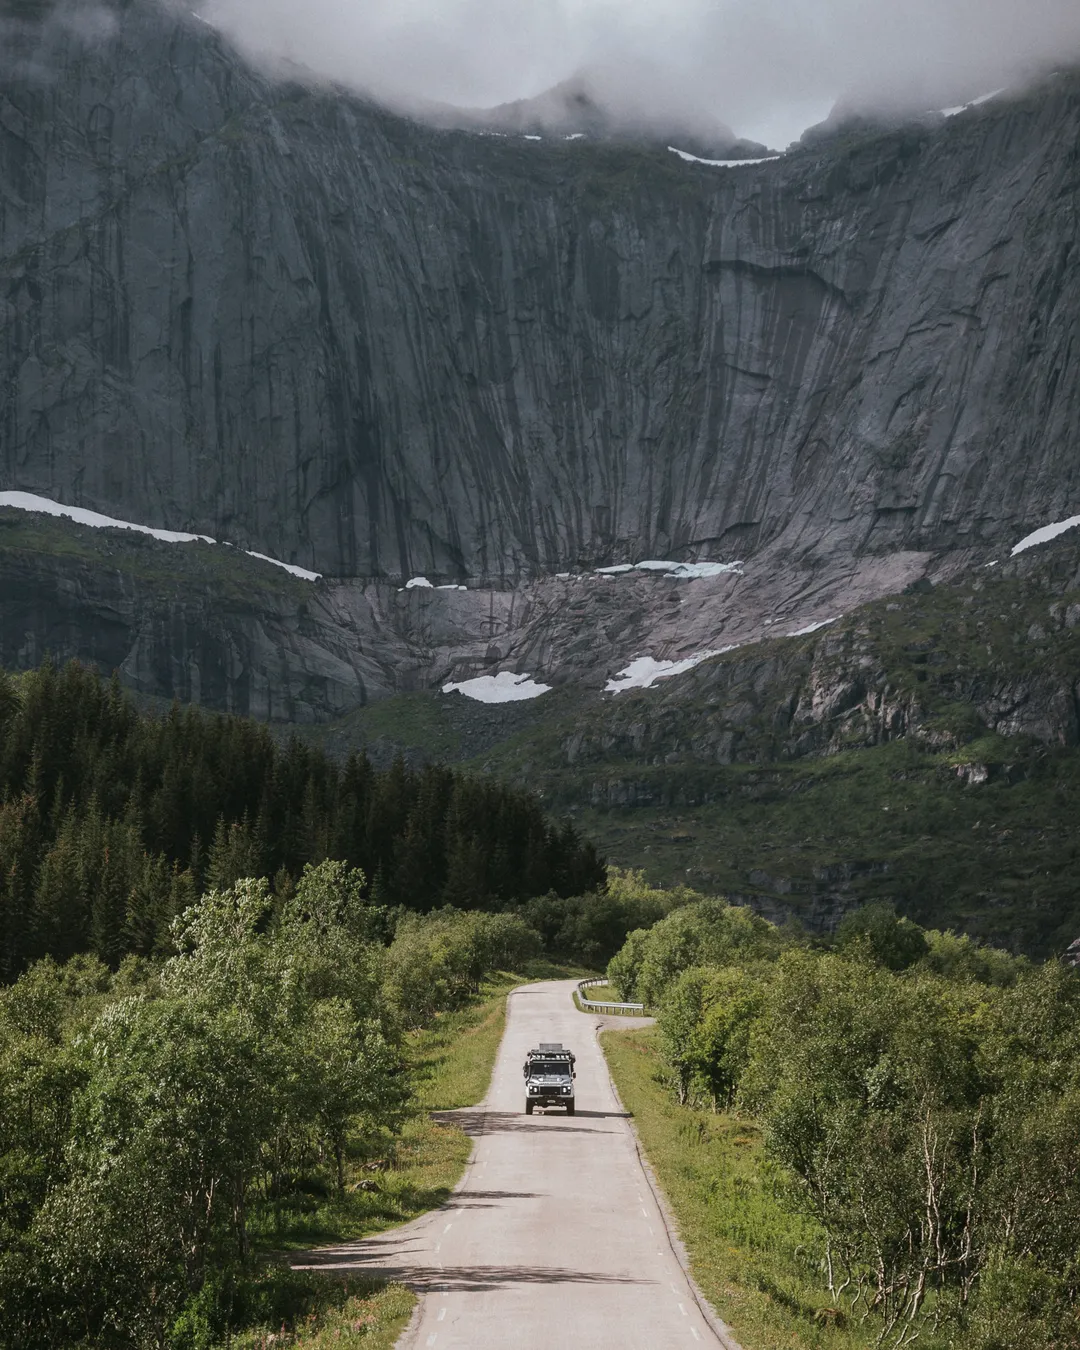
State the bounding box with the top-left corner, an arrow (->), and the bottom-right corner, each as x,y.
576,978 -> 645,1015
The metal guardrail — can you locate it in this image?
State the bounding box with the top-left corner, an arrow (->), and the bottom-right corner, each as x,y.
576,977 -> 645,1014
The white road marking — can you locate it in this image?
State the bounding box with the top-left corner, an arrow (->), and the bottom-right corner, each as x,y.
642,1207 -> 649,1217
691,1328 -> 701,1341
443,1223 -> 453,1233
426,1336 -> 438,1347
678,1303 -> 687,1316
438,1308 -> 446,1321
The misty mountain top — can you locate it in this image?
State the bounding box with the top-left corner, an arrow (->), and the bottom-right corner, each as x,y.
5,0 -> 1080,149
421,73 -> 773,161
197,0 -> 1080,155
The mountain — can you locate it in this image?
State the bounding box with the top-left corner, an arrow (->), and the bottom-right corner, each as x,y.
3,1 -> 1078,589
2,0 -> 1080,950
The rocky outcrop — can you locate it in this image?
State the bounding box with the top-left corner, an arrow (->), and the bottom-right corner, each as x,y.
2,1 -> 1079,587
0,509 -> 536,720
543,537 -> 1080,783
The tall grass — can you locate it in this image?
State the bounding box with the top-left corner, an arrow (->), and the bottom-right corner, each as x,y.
226,1275 -> 414,1349
602,1026 -> 887,1350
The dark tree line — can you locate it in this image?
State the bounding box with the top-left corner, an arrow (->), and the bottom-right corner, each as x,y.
0,661 -> 605,979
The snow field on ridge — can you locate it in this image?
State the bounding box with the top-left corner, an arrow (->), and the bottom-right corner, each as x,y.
668,147 -> 782,168
605,649 -> 737,694
1011,515 -> 1080,556
0,492 -> 321,581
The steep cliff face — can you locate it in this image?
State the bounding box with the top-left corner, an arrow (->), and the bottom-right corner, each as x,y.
2,1 -> 1079,584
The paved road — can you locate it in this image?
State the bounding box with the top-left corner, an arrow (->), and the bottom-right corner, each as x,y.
295,978 -> 740,1349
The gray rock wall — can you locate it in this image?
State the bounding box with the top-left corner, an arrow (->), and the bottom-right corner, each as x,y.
2,3 -> 1079,583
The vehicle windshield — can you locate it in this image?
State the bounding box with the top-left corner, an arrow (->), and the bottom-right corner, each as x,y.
531,1061 -> 568,1076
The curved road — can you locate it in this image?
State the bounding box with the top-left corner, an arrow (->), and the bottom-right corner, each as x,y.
295,978 -> 741,1349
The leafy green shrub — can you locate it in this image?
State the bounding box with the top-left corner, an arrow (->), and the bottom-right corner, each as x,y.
607,897 -> 779,1004
383,909 -> 540,1026
835,901 -> 929,970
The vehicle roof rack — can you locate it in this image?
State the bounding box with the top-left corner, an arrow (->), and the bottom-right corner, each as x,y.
538,1043 -> 563,1051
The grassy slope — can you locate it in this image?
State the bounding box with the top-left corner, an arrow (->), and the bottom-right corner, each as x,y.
300,549 -> 1080,955
574,739 -> 1080,955
602,1026 -> 887,1350
0,508 -> 311,604
11,503 -> 1077,953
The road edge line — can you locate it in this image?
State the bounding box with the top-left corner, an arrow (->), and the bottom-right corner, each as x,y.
594,1019 -> 746,1350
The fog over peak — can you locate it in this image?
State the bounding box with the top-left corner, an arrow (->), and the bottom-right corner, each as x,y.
201,0 -> 1080,148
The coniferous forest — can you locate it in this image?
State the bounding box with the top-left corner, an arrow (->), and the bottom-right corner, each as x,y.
0,661 -> 605,980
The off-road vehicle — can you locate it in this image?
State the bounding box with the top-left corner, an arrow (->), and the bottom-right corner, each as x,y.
523,1042 -> 576,1114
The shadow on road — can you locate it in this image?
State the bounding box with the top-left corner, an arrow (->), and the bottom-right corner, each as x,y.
297,1251 -> 656,1291
434,1109 -> 624,1136
453,1190 -> 540,1205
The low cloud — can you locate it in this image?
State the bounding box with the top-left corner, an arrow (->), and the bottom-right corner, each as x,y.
201,0 -> 1080,147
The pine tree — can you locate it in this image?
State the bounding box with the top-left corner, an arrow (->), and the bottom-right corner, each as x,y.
0,659 -> 607,973
32,804 -> 87,963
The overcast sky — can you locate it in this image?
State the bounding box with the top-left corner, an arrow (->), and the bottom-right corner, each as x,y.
203,0 -> 1080,148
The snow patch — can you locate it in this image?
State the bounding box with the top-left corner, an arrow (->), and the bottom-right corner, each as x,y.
565,133 -> 586,141
0,490 -> 215,544
1011,516 -> 1080,556
606,648 -> 737,695
244,551 -> 321,581
0,490 -> 324,580
436,584 -> 467,591
442,671 -> 552,703
523,134 -> 542,141
787,618 -> 838,637
942,88 -> 1008,116
666,561 -> 743,579
404,576 -> 435,589
594,559 -> 743,580
668,146 -> 782,168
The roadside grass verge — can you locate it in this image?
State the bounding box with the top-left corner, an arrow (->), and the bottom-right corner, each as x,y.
601,1025 -> 879,1350
226,1272 -> 414,1349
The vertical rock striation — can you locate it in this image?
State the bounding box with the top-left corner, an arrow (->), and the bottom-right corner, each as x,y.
1,2 -> 1078,585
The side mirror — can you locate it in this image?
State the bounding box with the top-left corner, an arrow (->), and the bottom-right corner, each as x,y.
572,1071 -> 576,1078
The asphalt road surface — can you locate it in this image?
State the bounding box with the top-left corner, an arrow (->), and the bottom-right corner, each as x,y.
295,978 -> 741,1349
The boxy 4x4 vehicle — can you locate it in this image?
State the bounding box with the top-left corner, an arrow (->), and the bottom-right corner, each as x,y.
523,1043 -> 576,1114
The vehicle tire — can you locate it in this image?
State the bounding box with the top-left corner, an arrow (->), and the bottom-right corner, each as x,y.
566,1100 -> 575,1115
525,1100 -> 534,1114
